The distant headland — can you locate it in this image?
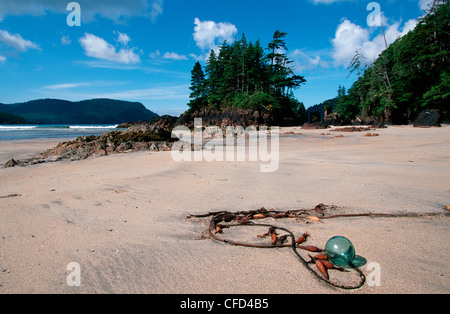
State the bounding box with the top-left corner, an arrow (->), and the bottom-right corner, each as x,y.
0,98 -> 158,125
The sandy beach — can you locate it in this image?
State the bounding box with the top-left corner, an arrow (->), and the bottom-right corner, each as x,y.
0,125 -> 449,294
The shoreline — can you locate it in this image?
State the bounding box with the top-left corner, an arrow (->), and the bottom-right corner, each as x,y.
0,125 -> 449,293
0,138 -> 73,165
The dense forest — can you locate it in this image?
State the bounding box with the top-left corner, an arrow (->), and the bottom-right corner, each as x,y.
188,2 -> 448,126
0,99 -> 158,124
187,31 -> 308,125
335,1 -> 449,125
0,112 -> 28,124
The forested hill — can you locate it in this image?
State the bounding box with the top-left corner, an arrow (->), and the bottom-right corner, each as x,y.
0,99 -> 158,124
335,1 -> 449,125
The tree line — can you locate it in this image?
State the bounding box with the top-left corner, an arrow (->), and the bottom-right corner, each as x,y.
188,31 -> 308,125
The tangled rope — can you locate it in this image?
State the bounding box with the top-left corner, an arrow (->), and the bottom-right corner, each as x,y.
187,205 -> 449,290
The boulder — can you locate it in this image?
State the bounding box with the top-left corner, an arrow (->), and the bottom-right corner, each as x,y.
413,110 -> 441,127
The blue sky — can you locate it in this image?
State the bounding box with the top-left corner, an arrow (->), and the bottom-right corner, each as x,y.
0,0 -> 433,115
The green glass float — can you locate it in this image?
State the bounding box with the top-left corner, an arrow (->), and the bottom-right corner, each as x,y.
325,236 -> 356,267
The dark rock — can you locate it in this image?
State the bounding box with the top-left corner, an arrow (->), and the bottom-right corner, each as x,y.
323,113 -> 351,127
413,110 -> 441,127
177,108 -> 273,128
302,122 -> 328,129
309,111 -> 322,123
331,126 -> 373,132
4,159 -> 24,168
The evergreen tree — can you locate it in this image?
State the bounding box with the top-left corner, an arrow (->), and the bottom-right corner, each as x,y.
186,30 -> 307,124
266,30 -> 306,97
188,61 -> 207,111
333,1 -> 449,123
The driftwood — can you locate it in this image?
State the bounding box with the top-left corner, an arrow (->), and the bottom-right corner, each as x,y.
0,194 -> 21,199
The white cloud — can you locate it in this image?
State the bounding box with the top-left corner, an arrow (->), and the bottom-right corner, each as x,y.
162,52 -> 188,61
0,55 -> 6,63
44,83 -> 92,90
193,18 -> 238,52
402,19 -> 418,35
419,0 -> 434,11
291,49 -> 329,71
189,53 -> 206,62
331,18 -> 417,67
149,50 -> 161,59
149,50 -> 187,61
0,0 -> 164,23
332,20 -> 368,66
114,31 -> 131,46
79,33 -> 140,64
150,0 -> 164,22
86,84 -> 189,101
0,29 -> 40,51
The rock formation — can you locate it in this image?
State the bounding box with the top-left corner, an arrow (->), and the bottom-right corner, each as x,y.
4,117 -> 176,168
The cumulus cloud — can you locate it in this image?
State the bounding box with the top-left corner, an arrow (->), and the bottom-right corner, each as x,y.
149,50 -> 188,61
114,31 -> 131,46
331,18 -> 417,67
0,29 -> 40,52
79,33 -> 140,64
162,52 -> 188,61
0,0 -> 164,22
193,18 -> 238,52
291,49 -> 329,72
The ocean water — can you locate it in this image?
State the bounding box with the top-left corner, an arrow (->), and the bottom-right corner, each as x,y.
0,125 -> 123,141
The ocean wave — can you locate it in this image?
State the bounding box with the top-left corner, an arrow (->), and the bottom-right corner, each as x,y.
36,125 -> 70,129
68,125 -> 119,130
0,126 -> 37,131
0,125 -> 119,131
0,124 -> 121,140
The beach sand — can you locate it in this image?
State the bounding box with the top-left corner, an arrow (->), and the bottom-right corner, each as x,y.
0,125 -> 449,294
0,139 -> 63,166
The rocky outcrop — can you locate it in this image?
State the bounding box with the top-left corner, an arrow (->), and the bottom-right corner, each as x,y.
302,122 -> 328,129
177,108 -> 273,128
323,113 -> 352,127
4,118 -> 176,168
331,126 -> 374,132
